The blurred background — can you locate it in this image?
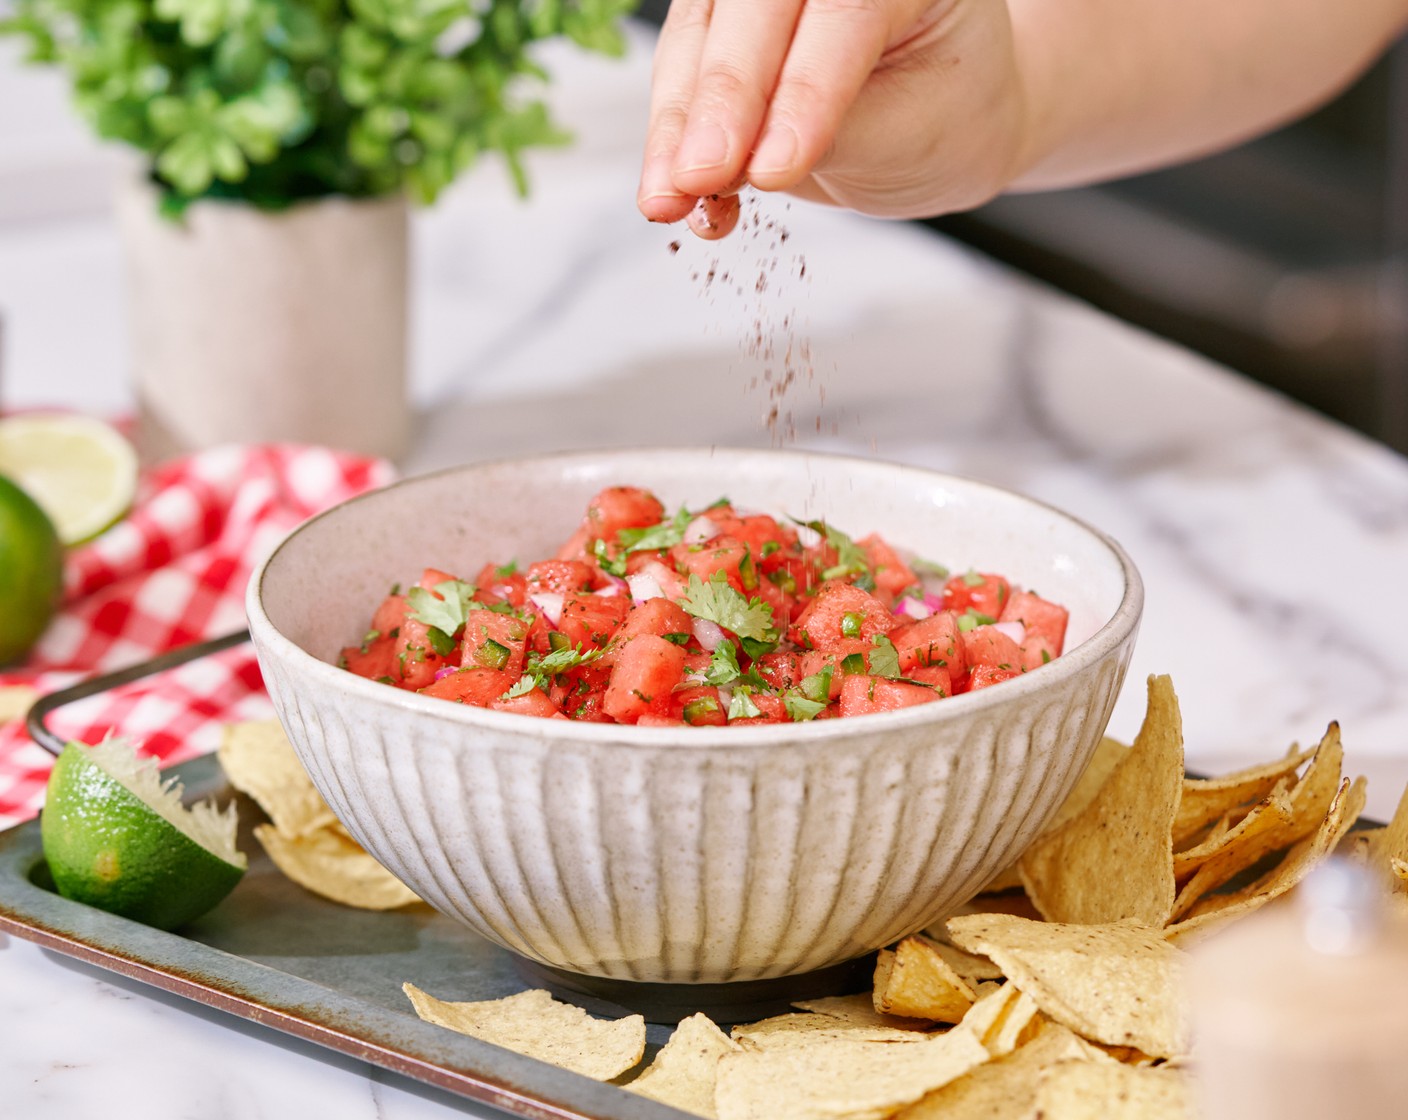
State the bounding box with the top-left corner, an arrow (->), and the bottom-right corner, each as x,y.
632,1 -> 1408,454
3,3 -> 1408,451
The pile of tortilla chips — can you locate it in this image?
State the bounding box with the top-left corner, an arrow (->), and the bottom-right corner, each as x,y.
226,675 -> 1408,1117
218,721 -> 421,910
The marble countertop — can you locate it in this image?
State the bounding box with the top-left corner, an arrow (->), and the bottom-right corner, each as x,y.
3,21 -> 1408,1119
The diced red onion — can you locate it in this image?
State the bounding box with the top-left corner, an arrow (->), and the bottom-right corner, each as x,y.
994,621 -> 1026,645
491,584 -> 514,600
596,577 -> 628,597
924,593 -> 943,612
528,592 -> 564,625
434,665 -> 458,681
896,596 -> 934,621
716,684 -> 734,710
683,515 -> 720,546
627,572 -> 664,603
692,617 -> 726,651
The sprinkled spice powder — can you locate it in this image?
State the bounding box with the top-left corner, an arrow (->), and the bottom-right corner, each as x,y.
668,189 -> 832,443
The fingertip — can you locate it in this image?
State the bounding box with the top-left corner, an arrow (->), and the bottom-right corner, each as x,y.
639,190 -> 698,224
686,194 -> 741,240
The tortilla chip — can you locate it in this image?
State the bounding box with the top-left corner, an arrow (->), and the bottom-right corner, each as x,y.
948,914 -> 1189,1059
926,893 -> 1042,944
627,1012 -> 738,1117
1033,1059 -> 1194,1118
1172,745 -> 1315,848
1171,779 -> 1294,882
984,989 -> 1043,1057
1166,776 -> 1366,945
0,685 -> 38,726
219,720 -> 339,839
1019,676 -> 1183,926
894,1021 -> 1111,1119
792,994 -> 933,1031
1170,725 -> 1344,919
953,982 -> 1024,1053
873,937 -> 977,1023
980,737 -> 1131,894
255,824 -> 421,910
404,984 -> 645,1081
732,1012 -> 933,1050
927,940 -> 1004,985
714,1026 -> 989,1120
1364,781 -> 1408,892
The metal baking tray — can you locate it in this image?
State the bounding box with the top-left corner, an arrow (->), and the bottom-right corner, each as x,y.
0,751 -> 694,1120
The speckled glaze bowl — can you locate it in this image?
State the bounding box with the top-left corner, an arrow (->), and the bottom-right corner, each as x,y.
246,450 -> 1141,985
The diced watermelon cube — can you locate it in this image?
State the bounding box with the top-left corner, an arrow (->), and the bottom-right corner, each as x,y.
999,590 -> 1069,656
604,635 -> 687,723
838,675 -> 942,717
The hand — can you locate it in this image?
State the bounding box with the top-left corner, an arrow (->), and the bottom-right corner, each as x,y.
637,0 -> 1030,239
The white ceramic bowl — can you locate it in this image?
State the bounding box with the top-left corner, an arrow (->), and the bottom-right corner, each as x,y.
247,450 -> 1141,985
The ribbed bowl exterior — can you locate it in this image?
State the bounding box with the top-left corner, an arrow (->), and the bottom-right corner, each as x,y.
248,450 -> 1142,984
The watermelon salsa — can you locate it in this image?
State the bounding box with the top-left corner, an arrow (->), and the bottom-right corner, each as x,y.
339,487 -> 1069,725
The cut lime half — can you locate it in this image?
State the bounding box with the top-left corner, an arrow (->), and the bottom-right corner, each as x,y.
41,738 -> 246,930
0,413 -> 138,546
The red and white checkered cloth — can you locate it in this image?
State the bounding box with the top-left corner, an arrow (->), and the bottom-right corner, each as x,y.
0,444 -> 394,829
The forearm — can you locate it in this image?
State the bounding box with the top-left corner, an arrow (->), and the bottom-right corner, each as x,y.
1009,0 -> 1408,190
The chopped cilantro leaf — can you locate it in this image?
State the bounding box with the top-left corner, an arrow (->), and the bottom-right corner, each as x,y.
727,687 -> 762,720
680,572 -> 778,644
961,569 -> 985,588
592,538 -> 627,577
359,629 -> 381,652
661,631 -> 691,645
794,517 -> 871,580
761,540 -> 781,559
426,627 -> 457,657
535,645 -> 604,676
617,506 -> 692,554
707,496 -> 731,510
1041,649 -> 1052,665
868,635 -> 901,679
739,635 -> 779,660
956,610 -> 997,633
852,571 -> 877,593
784,692 -> 828,721
841,653 -> 865,675
493,560 -> 520,579
502,675 -> 539,700
704,640 -> 742,687
407,579 -> 476,635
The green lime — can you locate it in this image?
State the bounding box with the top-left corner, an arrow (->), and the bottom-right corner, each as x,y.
42,738 -> 247,930
0,473 -> 63,666
0,413 -> 138,546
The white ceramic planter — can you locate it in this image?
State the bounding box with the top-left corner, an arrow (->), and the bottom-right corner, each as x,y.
117,179 -> 410,461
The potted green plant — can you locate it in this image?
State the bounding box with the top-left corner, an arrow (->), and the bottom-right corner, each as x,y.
1,0 -> 632,459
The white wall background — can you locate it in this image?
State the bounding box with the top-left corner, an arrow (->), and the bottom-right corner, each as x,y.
0,40 -> 123,226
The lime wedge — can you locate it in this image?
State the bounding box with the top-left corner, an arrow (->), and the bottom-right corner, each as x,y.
0,414 -> 138,546
42,738 -> 246,930
0,474 -> 63,665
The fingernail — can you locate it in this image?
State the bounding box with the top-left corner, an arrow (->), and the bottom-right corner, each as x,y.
750,123 -> 798,177
675,123 -> 730,173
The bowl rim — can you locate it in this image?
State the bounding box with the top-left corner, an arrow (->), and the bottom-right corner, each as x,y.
246,447 -> 1143,751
